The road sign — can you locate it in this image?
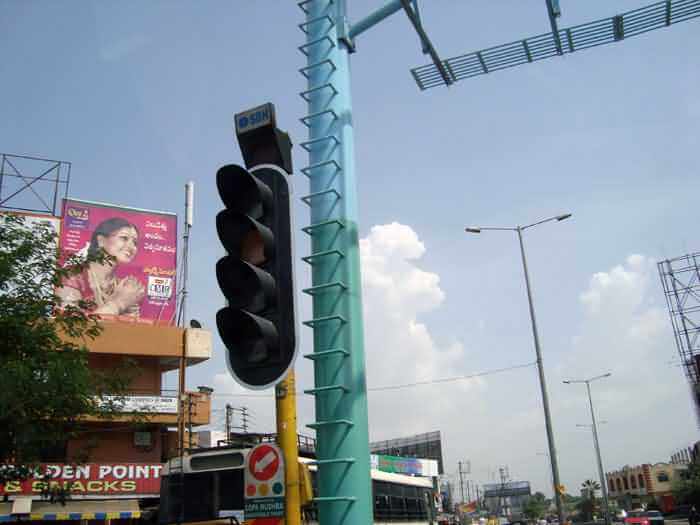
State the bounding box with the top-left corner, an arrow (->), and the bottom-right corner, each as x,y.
244,443 -> 285,521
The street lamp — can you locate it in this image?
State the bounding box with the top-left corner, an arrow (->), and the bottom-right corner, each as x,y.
564,373 -> 612,525
465,213 -> 572,524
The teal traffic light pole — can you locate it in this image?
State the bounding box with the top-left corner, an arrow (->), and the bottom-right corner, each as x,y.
298,2 -> 448,521
298,2 -> 373,523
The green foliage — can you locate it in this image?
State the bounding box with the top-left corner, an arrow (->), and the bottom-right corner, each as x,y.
524,493 -> 548,520
673,462 -> 700,505
0,214 -> 134,482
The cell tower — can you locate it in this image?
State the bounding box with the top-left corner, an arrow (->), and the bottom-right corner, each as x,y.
658,253 -> 700,424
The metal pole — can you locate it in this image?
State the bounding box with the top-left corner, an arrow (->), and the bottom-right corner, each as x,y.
459,462 -> 465,503
587,381 -> 610,525
516,227 -> 564,523
276,370 -> 301,525
303,0 -> 373,522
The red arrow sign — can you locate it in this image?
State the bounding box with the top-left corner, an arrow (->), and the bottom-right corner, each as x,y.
248,444 -> 280,482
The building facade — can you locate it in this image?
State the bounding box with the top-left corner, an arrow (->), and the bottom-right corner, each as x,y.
0,317 -> 213,522
606,462 -> 687,510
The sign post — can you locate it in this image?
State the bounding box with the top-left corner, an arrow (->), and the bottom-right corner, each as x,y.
244,443 -> 285,524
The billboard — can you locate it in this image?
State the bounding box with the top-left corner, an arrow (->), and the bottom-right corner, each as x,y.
370,431 -> 444,474
57,199 -> 177,325
370,454 -> 439,477
483,480 -> 531,498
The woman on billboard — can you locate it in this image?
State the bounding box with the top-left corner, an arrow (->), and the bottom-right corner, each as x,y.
57,217 -> 146,317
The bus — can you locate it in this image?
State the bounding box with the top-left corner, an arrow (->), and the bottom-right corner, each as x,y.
159,446 -> 437,524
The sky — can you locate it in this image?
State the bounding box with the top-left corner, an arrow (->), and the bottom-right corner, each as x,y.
2,0 -> 699,499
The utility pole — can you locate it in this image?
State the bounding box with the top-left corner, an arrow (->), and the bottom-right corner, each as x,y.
466,215 -> 572,524
277,370 -> 301,525
240,406 -> 249,434
565,374 -> 612,525
225,404 -> 232,443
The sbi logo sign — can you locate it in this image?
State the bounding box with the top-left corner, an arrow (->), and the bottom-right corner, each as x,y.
237,107 -> 270,131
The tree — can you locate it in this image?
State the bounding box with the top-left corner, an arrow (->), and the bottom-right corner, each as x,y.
0,214 -> 134,484
580,480 -> 601,521
524,492 -> 548,520
673,462 -> 700,505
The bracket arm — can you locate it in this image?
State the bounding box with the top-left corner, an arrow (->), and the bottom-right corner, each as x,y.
348,0 -> 403,40
399,0 -> 453,86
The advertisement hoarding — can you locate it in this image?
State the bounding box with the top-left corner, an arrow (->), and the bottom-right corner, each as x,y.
370,454 -> 439,477
370,431 -> 444,474
57,199 -> 177,325
483,480 -> 531,498
98,395 -> 178,414
0,463 -> 162,499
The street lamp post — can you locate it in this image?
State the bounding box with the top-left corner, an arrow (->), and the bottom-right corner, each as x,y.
466,213 -> 571,524
564,373 -> 612,525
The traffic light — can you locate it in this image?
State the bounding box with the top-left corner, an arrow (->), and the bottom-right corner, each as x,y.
215,163 -> 296,389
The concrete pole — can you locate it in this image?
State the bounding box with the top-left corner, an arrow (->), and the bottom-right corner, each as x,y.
587,381 -> 610,525
517,227 -> 564,524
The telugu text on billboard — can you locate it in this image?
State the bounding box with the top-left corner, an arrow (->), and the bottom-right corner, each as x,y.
57,199 -> 177,325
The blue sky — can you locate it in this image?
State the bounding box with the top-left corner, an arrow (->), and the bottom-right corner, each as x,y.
2,0 -> 699,498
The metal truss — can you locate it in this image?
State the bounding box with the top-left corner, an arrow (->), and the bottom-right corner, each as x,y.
658,253 -> 700,422
411,0 -> 700,90
0,153 -> 71,217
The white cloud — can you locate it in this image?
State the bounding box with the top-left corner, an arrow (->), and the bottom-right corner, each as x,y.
360,223 -> 481,439
206,233 -> 696,502
555,254 -> 697,491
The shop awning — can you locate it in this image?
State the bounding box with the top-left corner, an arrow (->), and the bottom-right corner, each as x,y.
0,499 -> 141,521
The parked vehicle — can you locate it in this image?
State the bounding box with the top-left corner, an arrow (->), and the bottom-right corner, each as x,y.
624,510 -> 665,525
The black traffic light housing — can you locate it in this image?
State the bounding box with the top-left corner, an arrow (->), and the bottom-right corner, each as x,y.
215,103 -> 296,389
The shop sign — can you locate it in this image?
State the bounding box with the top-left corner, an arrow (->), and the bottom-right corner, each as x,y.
0,463 -> 162,498
244,443 -> 285,522
99,395 -> 178,414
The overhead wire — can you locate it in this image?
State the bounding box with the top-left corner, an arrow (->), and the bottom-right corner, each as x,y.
211,361 -> 537,398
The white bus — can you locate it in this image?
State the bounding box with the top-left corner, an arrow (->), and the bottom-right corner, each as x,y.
159,447 -> 437,524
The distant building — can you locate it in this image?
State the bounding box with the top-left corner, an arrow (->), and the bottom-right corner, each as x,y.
606,462 -> 687,509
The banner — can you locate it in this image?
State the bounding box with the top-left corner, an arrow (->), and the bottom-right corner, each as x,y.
99,395 -> 178,414
483,480 -> 531,498
57,199 -> 177,325
0,463 -> 162,498
370,454 -> 439,476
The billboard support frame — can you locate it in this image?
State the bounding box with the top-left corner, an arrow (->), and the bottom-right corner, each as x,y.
0,153 -> 71,217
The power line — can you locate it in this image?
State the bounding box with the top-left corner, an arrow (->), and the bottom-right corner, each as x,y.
368,361 -> 535,392
211,361 -> 536,398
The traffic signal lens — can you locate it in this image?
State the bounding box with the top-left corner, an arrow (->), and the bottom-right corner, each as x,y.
216,164 -> 272,218
216,258 -> 275,313
241,229 -> 266,265
217,308 -> 279,366
216,211 -> 273,263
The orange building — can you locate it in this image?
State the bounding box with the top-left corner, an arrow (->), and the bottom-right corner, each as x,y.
0,322 -> 213,523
